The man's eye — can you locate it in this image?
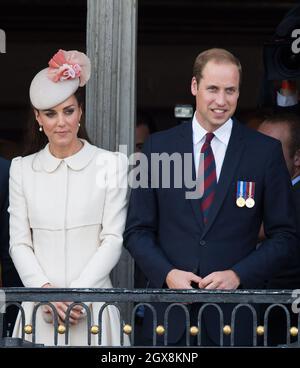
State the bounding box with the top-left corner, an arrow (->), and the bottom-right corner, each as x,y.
136,143 -> 143,152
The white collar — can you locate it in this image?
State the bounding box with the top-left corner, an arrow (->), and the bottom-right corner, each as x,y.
192,113 -> 232,146
32,139 -> 98,172
292,175 -> 300,186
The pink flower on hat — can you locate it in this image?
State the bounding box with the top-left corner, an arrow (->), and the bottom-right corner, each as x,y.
47,49 -> 91,87
55,63 -> 81,81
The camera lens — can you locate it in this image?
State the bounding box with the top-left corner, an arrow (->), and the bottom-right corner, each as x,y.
278,45 -> 300,71
269,42 -> 300,79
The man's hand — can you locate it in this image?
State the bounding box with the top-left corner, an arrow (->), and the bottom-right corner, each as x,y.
166,269 -> 202,289
199,270 -> 240,290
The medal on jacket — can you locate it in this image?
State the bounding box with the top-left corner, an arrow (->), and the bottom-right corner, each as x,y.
245,181 -> 255,208
236,181 -> 246,207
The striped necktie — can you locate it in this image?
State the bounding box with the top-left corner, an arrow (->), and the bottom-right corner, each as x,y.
200,132 -> 217,223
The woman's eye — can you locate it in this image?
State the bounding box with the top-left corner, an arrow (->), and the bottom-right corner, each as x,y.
45,113 -> 55,118
65,109 -> 74,115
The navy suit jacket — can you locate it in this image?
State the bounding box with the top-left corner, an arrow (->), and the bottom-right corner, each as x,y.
0,157 -> 14,285
124,119 -> 298,345
266,180 -> 300,289
0,157 -> 22,287
0,157 -> 22,336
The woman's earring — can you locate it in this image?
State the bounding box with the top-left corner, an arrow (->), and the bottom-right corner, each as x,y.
78,123 -> 81,127
39,125 -> 43,132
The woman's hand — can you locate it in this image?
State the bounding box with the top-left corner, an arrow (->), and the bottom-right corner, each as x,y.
41,283 -> 84,325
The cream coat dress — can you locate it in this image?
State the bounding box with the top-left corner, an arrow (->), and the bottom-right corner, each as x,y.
9,140 -> 129,346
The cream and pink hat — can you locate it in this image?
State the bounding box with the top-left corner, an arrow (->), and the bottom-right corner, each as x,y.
29,49 -> 91,110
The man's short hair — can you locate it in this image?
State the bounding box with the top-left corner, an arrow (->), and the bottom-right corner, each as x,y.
192,48 -> 242,86
263,112 -> 300,158
136,110 -> 156,134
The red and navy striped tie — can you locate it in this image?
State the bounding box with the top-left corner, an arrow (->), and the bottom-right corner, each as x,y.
200,132 -> 217,224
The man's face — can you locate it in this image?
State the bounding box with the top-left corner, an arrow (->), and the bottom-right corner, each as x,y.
258,122 -> 294,177
191,60 -> 240,132
135,124 -> 150,152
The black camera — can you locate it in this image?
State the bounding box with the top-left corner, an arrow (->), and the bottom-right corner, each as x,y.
264,5 -> 300,80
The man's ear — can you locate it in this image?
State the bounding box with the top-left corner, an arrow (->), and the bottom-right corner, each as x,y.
294,149 -> 300,167
191,77 -> 198,96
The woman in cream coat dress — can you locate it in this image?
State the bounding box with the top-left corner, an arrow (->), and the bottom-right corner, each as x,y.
9,49 -> 129,346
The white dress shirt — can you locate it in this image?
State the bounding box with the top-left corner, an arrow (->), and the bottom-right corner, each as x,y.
192,113 -> 233,181
292,175 -> 300,186
277,91 -> 298,107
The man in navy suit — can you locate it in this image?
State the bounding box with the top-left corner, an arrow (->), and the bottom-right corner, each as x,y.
0,156 -> 22,336
124,48 -> 298,346
258,113 -> 300,345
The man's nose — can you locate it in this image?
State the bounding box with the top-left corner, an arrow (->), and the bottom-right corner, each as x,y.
215,91 -> 226,106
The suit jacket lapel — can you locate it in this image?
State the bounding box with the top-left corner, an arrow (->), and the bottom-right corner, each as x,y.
177,121 -> 205,230
201,120 -> 245,239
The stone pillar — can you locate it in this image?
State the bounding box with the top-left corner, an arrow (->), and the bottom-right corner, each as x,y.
86,0 -> 136,152
86,0 -> 137,299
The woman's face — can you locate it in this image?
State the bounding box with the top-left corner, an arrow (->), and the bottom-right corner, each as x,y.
35,95 -> 82,151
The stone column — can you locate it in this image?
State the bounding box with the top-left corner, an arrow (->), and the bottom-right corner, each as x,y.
86,0 -> 137,303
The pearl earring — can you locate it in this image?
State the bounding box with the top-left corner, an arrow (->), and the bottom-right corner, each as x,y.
78,123 -> 81,127
39,126 -> 43,132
